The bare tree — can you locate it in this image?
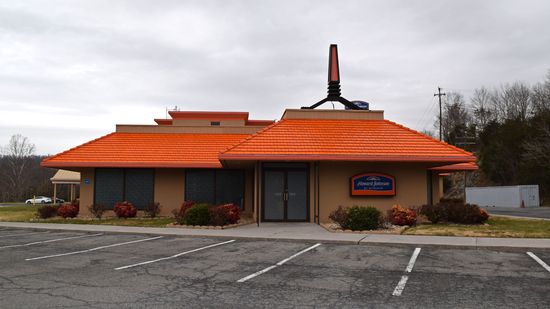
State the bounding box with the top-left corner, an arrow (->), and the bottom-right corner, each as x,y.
0,134 -> 36,201
471,87 -> 494,130
436,92 -> 473,146
531,70 -> 550,114
490,82 -> 532,122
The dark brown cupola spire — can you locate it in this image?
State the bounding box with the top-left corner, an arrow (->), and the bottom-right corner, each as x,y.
302,44 -> 359,109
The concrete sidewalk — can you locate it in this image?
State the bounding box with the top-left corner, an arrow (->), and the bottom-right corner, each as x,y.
1,221 -> 549,249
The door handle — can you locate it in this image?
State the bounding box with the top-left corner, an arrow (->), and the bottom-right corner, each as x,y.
283,192 -> 288,201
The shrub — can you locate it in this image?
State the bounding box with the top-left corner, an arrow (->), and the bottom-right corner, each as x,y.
37,205 -> 59,219
88,204 -> 106,219
347,206 -> 381,231
184,204 -> 210,226
57,204 -> 79,218
419,203 -> 443,224
113,201 -> 137,218
144,202 -> 162,218
388,205 -> 417,226
329,206 -> 350,229
209,203 -> 241,226
420,200 -> 489,224
172,201 -> 196,225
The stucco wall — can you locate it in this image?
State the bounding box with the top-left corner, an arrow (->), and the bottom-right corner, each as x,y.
317,162 -> 430,223
154,169 -> 185,216
78,168 -> 94,216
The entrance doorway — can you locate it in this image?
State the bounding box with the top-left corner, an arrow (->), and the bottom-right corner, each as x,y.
262,164 -> 309,222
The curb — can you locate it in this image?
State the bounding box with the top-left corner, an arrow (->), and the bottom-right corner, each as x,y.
1,222 -> 549,249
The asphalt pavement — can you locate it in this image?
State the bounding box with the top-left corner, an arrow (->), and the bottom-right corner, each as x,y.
485,206 -> 550,219
0,228 -> 549,308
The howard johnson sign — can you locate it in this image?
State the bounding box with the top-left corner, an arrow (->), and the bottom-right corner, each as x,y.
351,173 -> 396,196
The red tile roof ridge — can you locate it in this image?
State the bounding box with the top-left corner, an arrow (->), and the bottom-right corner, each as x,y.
42,132 -> 117,166
219,119 -> 284,154
382,119 -> 474,157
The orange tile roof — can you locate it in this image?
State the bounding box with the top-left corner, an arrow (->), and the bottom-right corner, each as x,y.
42,132 -> 249,168
429,162 -> 479,171
220,119 -> 476,163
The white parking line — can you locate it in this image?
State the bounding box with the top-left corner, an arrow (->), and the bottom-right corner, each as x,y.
392,247 -> 421,296
527,252 -> 550,273
25,236 -> 163,261
115,239 -> 236,270
0,233 -> 103,249
237,243 -> 322,283
0,231 -> 49,238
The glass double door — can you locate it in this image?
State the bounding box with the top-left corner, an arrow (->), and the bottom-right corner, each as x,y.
263,167 -> 308,222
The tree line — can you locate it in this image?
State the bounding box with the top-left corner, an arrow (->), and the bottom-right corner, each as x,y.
436,71 -> 550,203
0,135 -> 57,203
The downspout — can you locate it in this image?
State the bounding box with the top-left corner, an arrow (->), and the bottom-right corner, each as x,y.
316,161 -> 320,225
256,161 -> 260,227
313,162 -> 317,224
427,170 -> 433,206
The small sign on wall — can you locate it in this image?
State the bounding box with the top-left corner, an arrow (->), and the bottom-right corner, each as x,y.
351,173 -> 396,196
84,179 -> 91,185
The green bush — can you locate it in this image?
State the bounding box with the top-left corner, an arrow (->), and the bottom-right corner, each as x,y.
172,201 -> 196,225
184,204 -> 210,226
347,206 -> 381,231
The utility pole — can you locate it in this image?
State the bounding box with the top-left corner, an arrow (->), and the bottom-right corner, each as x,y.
434,87 -> 446,141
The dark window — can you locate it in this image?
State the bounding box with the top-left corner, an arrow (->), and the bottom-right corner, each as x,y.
185,170 -> 215,205
94,169 -> 123,209
210,121 -> 221,126
94,168 -> 154,209
215,170 -> 245,206
125,169 -> 154,210
185,169 -> 244,208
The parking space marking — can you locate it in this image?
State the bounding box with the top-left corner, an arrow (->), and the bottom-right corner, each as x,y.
392,247 -> 421,296
0,233 -> 103,249
115,239 -> 236,270
237,243 -> 322,283
0,231 -> 49,238
527,252 -> 550,273
25,236 -> 163,261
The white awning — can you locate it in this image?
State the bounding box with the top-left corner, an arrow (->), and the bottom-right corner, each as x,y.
50,169 -> 80,185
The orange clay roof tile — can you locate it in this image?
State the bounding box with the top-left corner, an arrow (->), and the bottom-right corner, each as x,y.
220,119 -> 476,163
42,132 -> 249,168
429,162 -> 479,171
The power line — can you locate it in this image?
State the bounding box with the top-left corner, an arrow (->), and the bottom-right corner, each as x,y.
414,95 -> 437,131
420,100 -> 440,133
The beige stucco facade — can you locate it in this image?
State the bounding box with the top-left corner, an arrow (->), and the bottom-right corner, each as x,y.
75,161 -> 442,222
316,161 -> 432,222
76,167 -> 256,218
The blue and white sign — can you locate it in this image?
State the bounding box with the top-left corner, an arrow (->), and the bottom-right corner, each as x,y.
351,173 -> 395,196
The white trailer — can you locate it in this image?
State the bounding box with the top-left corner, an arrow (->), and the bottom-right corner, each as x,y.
465,185 -> 540,208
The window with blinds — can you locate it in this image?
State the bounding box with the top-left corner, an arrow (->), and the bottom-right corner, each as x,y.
185,169 -> 244,208
94,168 -> 154,209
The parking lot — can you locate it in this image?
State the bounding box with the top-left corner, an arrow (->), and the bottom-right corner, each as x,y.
0,228 -> 549,308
